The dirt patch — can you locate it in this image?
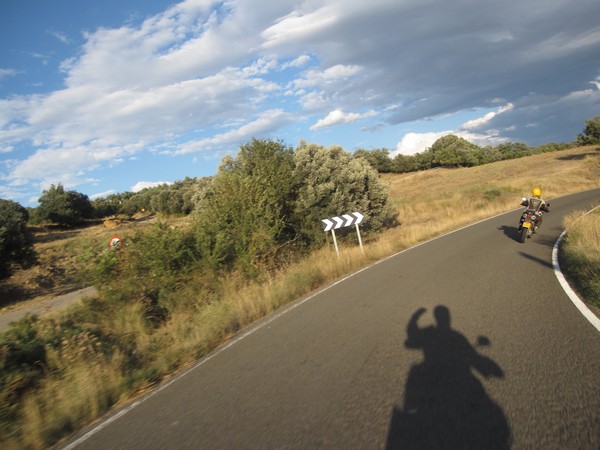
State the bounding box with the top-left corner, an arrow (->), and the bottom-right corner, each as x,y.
0,237 -> 83,311
0,213 -> 161,313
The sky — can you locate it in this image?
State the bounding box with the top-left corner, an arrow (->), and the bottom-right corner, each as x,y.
1,0 -> 599,206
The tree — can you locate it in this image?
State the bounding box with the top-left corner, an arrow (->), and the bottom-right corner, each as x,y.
353,149 -> 394,173
576,116 -> 600,145
473,146 -> 502,165
190,177 -> 213,214
150,189 -> 184,215
392,153 -> 420,173
415,149 -> 434,170
91,197 -> 118,218
293,142 -> 393,245
92,192 -> 136,218
36,184 -> 95,226
193,139 -> 296,274
0,199 -> 35,277
429,135 -> 480,167
496,142 -> 531,160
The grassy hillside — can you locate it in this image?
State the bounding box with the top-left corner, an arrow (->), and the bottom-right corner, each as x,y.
0,144 -> 598,449
380,145 -> 599,250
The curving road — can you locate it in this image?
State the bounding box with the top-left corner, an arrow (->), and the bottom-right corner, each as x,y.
65,189 -> 600,449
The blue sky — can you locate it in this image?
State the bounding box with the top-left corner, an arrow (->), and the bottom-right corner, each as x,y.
1,0 -> 599,206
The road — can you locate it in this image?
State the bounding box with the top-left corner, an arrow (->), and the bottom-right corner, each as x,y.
0,286 -> 98,331
65,189 -> 600,449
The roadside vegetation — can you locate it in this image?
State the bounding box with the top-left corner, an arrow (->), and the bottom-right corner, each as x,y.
0,118 -> 599,448
561,209 -> 600,311
0,200 -> 35,278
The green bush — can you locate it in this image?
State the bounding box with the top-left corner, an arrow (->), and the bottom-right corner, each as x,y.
576,116 -> 600,146
293,142 -> 394,245
35,184 -> 95,226
429,134 -> 481,167
0,316 -> 46,435
353,148 -> 394,173
0,198 -> 35,277
193,139 -> 297,276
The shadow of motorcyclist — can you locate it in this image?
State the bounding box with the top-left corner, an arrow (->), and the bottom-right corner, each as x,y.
518,252 -> 554,269
386,306 -> 511,449
498,225 -> 521,242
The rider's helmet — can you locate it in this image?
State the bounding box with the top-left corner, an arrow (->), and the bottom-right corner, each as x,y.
532,187 -> 542,198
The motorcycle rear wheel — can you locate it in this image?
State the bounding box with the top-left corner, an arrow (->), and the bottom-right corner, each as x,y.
519,226 -> 529,243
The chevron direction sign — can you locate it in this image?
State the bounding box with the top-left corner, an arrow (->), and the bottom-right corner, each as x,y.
321,212 -> 365,258
322,212 -> 364,232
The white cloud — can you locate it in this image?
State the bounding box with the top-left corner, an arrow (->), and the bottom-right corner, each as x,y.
131,181 -> 171,192
461,112 -> 497,131
282,54 -> 311,69
310,109 -> 377,130
3,62 -> 281,185
293,64 -> 363,89
50,31 -> 71,44
0,184 -> 28,201
11,147 -> 99,181
460,104 -> 514,130
176,109 -> 290,154
90,189 -> 116,200
2,0 -> 600,202
131,181 -> 172,192
299,91 -> 328,111
0,68 -> 18,80
393,128 -> 509,156
393,104 -> 516,156
261,4 -> 339,49
393,131 -> 451,156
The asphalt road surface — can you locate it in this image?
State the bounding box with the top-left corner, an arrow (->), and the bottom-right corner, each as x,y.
0,287 -> 98,331
65,189 -> 600,450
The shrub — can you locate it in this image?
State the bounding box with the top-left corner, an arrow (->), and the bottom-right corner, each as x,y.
576,116 -> 600,146
0,315 -> 46,437
35,184 -> 95,226
429,134 -> 481,167
293,142 -> 394,245
193,139 -> 296,276
0,199 -> 35,277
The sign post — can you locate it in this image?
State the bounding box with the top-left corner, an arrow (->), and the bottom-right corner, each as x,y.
355,222 -> 364,254
330,228 -> 340,258
321,212 -> 364,258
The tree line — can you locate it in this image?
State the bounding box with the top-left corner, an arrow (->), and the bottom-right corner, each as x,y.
354,137 -> 574,174
1,116 -> 599,278
355,115 -> 600,174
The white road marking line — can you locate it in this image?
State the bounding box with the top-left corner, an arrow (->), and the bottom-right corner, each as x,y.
552,206 -> 600,333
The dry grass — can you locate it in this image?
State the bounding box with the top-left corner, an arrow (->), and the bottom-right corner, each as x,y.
380,146 -> 599,249
1,145 -> 599,449
561,209 -> 600,310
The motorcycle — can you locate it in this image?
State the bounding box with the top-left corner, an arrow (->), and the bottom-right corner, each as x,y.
517,197 -> 550,243
517,209 -> 538,243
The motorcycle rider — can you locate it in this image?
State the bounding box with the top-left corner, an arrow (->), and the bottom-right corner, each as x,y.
520,187 -> 550,232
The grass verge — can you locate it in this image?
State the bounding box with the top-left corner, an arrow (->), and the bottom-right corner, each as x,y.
560,209 -> 600,312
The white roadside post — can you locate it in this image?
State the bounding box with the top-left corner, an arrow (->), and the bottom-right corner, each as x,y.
321,212 -> 364,259
353,213 -> 365,253
321,216 -> 343,258
330,228 -> 340,258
